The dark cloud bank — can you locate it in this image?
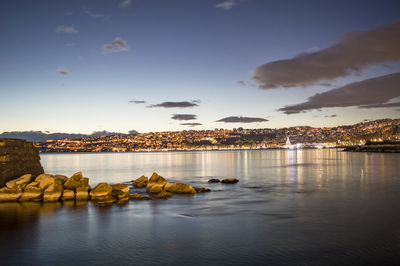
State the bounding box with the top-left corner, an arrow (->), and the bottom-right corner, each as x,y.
129,100 -> 146,104
148,101 -> 199,108
171,114 -> 197,121
216,116 -> 268,123
252,20 -> 400,89
278,72 -> 400,114
180,123 -> 202,127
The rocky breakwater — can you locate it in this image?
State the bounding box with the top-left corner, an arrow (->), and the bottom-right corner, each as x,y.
0,172 -> 214,207
0,138 -> 44,187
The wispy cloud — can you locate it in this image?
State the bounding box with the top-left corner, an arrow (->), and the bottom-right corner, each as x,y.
171,114 -> 197,121
58,70 -> 69,76
216,116 -> 268,123
103,37 -> 129,53
120,0 -> 131,8
128,100 -> 146,104
278,73 -> 400,114
148,101 -> 199,108
216,0 -> 237,10
181,123 -> 202,127
56,25 -> 78,34
252,20 -> 400,89
83,8 -> 110,20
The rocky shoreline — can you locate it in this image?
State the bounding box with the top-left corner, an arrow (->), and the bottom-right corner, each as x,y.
343,144 -> 400,153
0,172 -> 238,206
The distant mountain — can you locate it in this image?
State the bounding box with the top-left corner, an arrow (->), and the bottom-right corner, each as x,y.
0,130 -> 137,142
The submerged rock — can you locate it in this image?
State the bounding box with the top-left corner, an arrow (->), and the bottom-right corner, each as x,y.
90,183 -> 112,200
43,183 -> 63,202
0,187 -> 23,202
132,175 -> 148,188
76,186 -> 90,201
156,190 -> 173,199
208,179 -> 220,183
146,172 -> 167,192
129,193 -> 151,200
6,174 -> 32,189
93,195 -> 116,206
164,182 -> 196,194
221,178 -> 239,184
117,195 -> 129,205
19,186 -> 43,202
111,184 -> 130,198
62,189 -> 75,201
195,187 -> 211,193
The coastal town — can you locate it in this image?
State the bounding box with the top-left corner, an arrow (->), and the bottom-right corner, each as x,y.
35,119 -> 400,152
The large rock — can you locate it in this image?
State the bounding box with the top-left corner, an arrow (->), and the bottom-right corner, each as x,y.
208,178 -> 220,183
164,182 -> 196,194
132,175 -> 148,188
156,190 -> 173,199
53,175 -> 68,185
76,186 -> 90,201
35,174 -> 55,190
6,174 -> 32,189
63,172 -> 89,190
129,193 -> 151,200
195,187 -> 211,193
19,186 -> 43,201
117,195 -> 129,205
93,195 -> 116,206
146,172 -> 167,192
0,187 -> 23,202
89,183 -> 112,200
62,189 -> 75,200
43,183 -> 63,202
111,184 -> 130,198
221,178 -> 239,184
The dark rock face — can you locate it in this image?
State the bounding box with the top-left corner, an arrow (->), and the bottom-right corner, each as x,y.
208,179 -> 220,183
0,139 -> 44,187
221,178 -> 239,184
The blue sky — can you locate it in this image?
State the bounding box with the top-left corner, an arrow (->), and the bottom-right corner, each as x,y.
1,0 -> 399,133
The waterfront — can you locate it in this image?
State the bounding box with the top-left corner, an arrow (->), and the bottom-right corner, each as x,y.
1,149 -> 400,265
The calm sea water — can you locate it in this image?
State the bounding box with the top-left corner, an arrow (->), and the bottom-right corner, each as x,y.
1,149 -> 400,265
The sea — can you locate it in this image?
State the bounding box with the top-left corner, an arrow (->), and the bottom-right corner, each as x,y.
1,149 -> 400,265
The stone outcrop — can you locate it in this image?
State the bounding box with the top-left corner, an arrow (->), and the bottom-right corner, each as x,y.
62,189 -> 75,200
43,183 -> 63,202
63,172 -> 89,190
0,139 -> 44,187
129,193 -> 151,200
146,173 -> 167,193
6,174 -> 32,189
208,179 -> 220,183
164,182 -> 196,194
156,190 -> 173,199
221,178 -> 239,184
195,187 -> 211,193
111,184 -> 130,197
132,175 -> 148,188
90,183 -> 112,200
35,174 -> 56,190
93,195 -> 115,206
19,186 -> 43,201
76,186 -> 90,201
0,187 -> 22,202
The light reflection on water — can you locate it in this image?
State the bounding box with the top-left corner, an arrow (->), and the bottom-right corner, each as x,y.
1,149 -> 400,265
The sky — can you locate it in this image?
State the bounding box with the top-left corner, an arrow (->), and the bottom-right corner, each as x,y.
0,0 -> 399,134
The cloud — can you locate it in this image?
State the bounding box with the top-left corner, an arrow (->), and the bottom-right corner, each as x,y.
148,101 -> 199,108
180,123 -> 202,127
216,0 -> 237,10
252,20 -> 400,89
103,37 -> 129,53
58,70 -> 68,76
120,0 -> 131,8
360,101 -> 400,109
56,26 -> 78,34
324,114 -> 337,118
278,73 -> 400,114
216,116 -> 268,123
83,8 -> 110,20
128,100 -> 146,104
237,80 -> 247,86
171,114 -> 197,121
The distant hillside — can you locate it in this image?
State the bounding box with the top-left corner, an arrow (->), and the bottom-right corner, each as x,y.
0,130 -> 137,142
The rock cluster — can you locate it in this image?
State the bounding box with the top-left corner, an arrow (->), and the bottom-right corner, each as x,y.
0,172 -> 215,207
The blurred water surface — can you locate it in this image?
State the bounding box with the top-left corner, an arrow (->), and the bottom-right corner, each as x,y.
1,149 -> 400,265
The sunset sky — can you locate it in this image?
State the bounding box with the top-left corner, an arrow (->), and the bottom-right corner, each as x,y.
1,0 -> 399,134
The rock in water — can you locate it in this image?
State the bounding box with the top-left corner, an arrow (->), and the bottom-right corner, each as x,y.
208,179 -> 220,183
6,174 -> 32,189
221,178 -> 239,184
35,174 -> 55,190
63,172 -> 89,190
76,186 -> 90,201
90,183 -> 112,200
117,195 -> 129,205
129,193 -> 151,200
19,186 -> 43,201
132,175 -> 148,188
43,183 -> 63,202
164,182 -> 196,194
62,189 -> 75,201
156,190 -> 173,199
93,195 -> 116,206
53,175 -> 68,185
111,184 -> 130,198
0,187 -> 23,202
195,187 -> 211,193
146,172 -> 167,193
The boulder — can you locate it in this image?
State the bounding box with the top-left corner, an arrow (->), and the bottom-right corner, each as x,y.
76,186 -> 90,201
53,175 -> 68,184
111,184 -> 130,198
63,172 -> 89,190
163,182 -> 174,191
6,174 -> 32,189
148,185 -> 164,194
89,183 -> 112,200
62,189 -> 75,200
129,193 -> 151,200
93,195 -> 116,206
43,183 -> 63,202
19,186 -> 43,201
117,195 -> 129,205
0,187 -> 23,202
164,182 -> 196,194
146,172 -> 167,192
221,178 -> 239,184
156,190 -> 173,199
132,175 -> 148,188
208,179 -> 220,183
35,174 -> 55,190
26,181 -> 39,188
195,187 -> 211,193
